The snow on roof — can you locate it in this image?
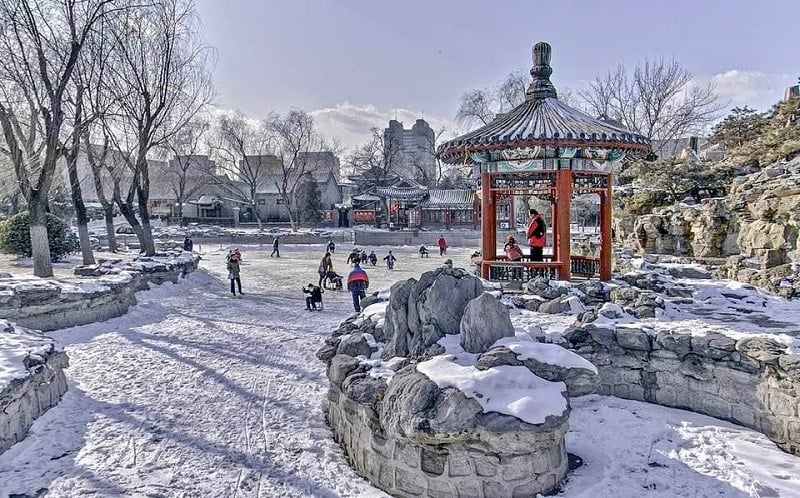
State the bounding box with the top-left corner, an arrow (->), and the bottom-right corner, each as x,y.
420,189 -> 474,209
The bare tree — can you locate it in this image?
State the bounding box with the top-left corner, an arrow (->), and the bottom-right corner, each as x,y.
267,109 -> 326,231
164,117 -> 209,223
101,0 -> 213,255
0,0 -> 117,276
346,127 -> 402,190
580,59 -> 725,155
207,111 -> 275,228
456,71 -> 527,127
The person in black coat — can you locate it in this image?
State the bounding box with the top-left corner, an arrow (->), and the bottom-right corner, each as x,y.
302,283 -> 324,310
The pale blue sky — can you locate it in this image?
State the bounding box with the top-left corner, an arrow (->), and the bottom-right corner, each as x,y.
196,0 -> 799,147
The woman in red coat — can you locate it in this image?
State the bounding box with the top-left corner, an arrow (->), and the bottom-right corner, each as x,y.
437,236 -> 448,256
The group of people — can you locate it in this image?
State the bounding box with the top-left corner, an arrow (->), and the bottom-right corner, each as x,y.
419,235 -> 448,258
345,248 -> 398,270
222,232 -> 466,312
502,209 -> 548,262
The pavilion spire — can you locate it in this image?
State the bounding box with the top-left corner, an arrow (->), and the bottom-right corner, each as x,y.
526,41 -> 558,101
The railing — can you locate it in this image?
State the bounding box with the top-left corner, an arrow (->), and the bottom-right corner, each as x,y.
570,256 -> 601,277
486,261 -> 559,281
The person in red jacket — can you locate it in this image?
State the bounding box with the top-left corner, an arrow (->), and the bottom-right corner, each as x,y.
525,209 -> 547,261
437,235 -> 448,256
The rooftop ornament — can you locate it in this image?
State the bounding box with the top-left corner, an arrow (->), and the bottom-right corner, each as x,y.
439,42 -> 653,282
438,42 -> 651,169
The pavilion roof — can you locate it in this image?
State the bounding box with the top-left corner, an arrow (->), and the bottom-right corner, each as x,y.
438,42 -> 651,165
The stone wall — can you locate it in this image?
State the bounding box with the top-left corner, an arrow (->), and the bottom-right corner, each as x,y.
0,337 -> 68,454
0,253 -> 199,332
324,362 -> 569,498
565,324 -> 800,455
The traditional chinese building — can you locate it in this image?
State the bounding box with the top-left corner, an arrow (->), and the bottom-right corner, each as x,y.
438,42 -> 652,281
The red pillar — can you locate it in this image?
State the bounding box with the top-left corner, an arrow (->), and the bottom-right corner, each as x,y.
550,190 -> 558,262
600,174 -> 613,281
556,169 -> 572,280
480,172 -> 496,279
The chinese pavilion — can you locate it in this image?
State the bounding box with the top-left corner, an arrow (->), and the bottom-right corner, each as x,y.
438,42 -> 652,281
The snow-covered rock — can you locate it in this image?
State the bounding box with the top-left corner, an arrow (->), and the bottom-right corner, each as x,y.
0,320 -> 68,455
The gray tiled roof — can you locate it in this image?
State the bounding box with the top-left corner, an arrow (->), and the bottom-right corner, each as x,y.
439,97 -> 650,164
420,189 -> 474,208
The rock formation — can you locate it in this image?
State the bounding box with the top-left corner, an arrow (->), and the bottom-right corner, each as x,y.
317,268 -> 600,497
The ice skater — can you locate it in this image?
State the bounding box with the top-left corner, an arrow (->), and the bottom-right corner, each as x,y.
383,250 -> 397,270
327,239 -> 336,254
368,250 -> 377,266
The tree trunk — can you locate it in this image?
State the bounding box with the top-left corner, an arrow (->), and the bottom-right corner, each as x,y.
137,190 -> 157,256
104,206 -> 118,252
77,223 -> 94,264
28,197 -> 54,277
67,156 -> 95,265
117,202 -> 146,252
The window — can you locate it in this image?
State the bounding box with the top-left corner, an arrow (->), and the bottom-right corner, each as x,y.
258,198 -> 266,205
276,198 -> 286,205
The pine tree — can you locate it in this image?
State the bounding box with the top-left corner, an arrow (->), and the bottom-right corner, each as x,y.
297,180 -> 323,227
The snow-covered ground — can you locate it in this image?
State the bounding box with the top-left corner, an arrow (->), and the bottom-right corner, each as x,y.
1,246 -> 799,497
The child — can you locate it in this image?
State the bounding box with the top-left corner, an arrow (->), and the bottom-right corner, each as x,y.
419,245 -> 429,258
325,270 -> 344,290
302,283 -> 324,311
383,250 -> 397,270
227,249 -> 243,296
368,250 -> 378,266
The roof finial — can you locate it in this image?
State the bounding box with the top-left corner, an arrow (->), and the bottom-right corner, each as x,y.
526,41 -> 558,101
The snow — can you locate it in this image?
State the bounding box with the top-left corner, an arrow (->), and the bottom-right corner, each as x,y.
2,246 -> 800,496
494,338 -> 598,374
0,320 -> 56,390
416,354 -> 568,425
561,395 -> 800,497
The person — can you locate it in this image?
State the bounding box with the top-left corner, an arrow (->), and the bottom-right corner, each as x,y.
318,252 -> 333,287
347,262 -> 369,312
360,250 -> 369,265
271,236 -> 280,257
383,250 -> 397,270
437,235 -> 448,256
183,236 -> 193,252
504,234 -> 524,280
346,248 -> 361,266
227,249 -> 243,296
443,258 -> 453,270
325,270 -> 344,290
526,209 -> 547,262
368,250 -> 378,266
302,283 -> 324,311
327,239 -> 336,254
504,235 -> 524,261
419,245 -> 429,258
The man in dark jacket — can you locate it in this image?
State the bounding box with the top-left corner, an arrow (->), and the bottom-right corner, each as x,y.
271,236 -> 280,257
525,209 -> 547,262
302,283 -> 324,310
